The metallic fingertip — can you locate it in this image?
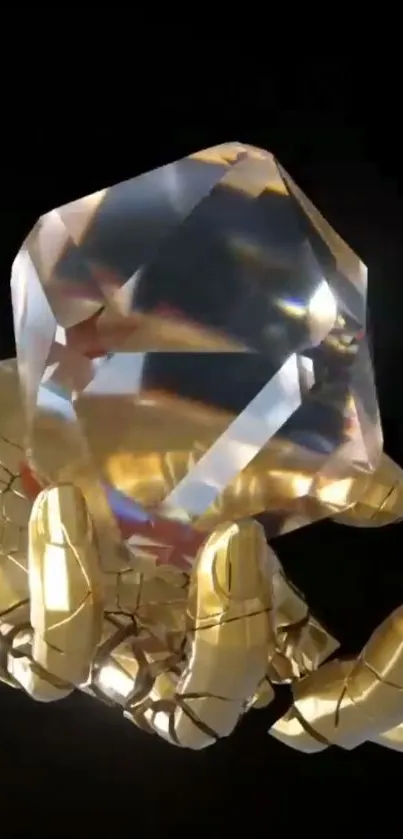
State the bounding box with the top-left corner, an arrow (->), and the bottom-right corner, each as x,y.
219,519 -> 269,600
270,711 -> 327,753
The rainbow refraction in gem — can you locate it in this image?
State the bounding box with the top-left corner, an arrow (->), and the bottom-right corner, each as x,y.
11,142 -> 382,553
19,463 -> 204,571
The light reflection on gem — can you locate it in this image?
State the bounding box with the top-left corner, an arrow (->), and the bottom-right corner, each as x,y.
103,484 -> 151,524
11,142 -> 383,544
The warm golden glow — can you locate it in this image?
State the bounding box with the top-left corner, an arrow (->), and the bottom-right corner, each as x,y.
307,280 -> 337,342
317,478 -> 354,507
43,544 -> 70,612
97,664 -> 133,699
46,483 -> 64,544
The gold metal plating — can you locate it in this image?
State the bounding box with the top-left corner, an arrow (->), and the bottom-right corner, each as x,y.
2,358 -> 403,751
29,484 -> 104,687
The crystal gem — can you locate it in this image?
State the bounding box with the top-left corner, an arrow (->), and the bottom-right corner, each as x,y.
11,142 -> 382,562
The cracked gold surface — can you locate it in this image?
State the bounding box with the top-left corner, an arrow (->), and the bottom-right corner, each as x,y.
3,356 -> 403,749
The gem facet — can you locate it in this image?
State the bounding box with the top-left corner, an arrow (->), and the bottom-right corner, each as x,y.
11,142 -> 382,552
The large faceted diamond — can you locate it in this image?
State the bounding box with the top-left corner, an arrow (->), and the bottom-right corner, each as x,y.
11,142 -> 382,557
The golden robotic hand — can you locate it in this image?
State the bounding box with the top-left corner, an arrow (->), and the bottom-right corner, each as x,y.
0,359 -> 342,746
269,459 -> 403,753
3,356 -> 403,751
0,457 -> 310,744
270,607 -> 403,753
0,458 -> 333,745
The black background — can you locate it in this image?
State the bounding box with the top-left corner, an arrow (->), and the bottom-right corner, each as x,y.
2,58 -> 403,834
